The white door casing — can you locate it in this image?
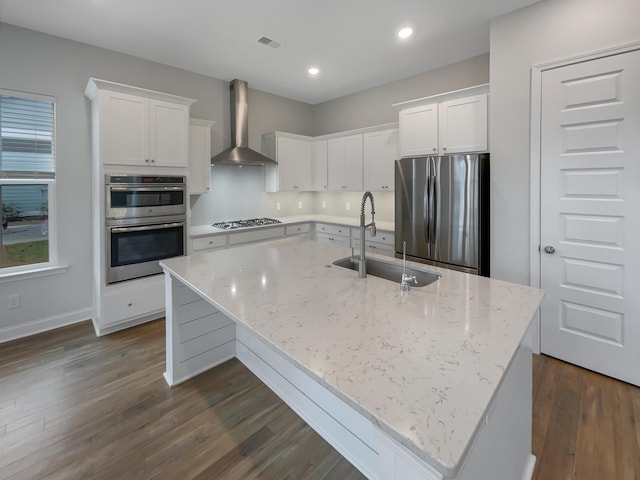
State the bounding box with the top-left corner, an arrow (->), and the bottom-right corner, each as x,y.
538,48 -> 640,386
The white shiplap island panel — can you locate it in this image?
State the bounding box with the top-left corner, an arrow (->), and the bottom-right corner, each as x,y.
160,238 -> 544,479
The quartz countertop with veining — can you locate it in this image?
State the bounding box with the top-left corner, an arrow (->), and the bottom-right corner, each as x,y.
161,237 -> 544,476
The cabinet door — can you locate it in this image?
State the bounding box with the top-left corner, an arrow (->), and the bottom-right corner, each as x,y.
150,100 -> 189,167
398,103 -> 438,157
311,140 -> 328,191
363,131 -> 386,191
327,137 -> 346,191
294,139 -> 313,191
189,122 -> 212,194
385,129 -> 399,191
275,137 -> 298,191
343,134 -> 363,191
275,137 -> 312,191
438,94 -> 488,154
101,91 -> 149,166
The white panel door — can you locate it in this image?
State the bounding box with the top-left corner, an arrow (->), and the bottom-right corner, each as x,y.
540,49 -> 640,385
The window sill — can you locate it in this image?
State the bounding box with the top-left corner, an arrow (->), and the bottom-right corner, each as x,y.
0,264 -> 69,283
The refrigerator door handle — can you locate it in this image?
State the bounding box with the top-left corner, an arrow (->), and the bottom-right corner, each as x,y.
431,158 -> 438,258
424,159 -> 430,258
427,157 -> 436,260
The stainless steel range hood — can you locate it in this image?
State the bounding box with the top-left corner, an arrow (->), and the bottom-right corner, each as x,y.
211,79 -> 276,166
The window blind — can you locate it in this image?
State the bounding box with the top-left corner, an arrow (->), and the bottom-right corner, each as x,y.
0,95 -> 55,179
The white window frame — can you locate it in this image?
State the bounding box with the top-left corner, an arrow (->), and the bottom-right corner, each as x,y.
0,88 -> 65,280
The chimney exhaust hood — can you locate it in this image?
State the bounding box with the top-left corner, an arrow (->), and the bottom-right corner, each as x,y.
211,79 -> 276,166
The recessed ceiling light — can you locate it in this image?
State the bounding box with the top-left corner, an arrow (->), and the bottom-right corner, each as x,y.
308,67 -> 320,76
398,27 -> 413,39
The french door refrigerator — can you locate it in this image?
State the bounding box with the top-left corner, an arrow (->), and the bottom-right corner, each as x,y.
395,154 -> 490,276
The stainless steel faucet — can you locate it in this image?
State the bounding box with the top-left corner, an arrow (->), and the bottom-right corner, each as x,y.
359,191 -> 376,278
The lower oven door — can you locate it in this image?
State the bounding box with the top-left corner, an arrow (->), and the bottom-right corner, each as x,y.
106,216 -> 186,284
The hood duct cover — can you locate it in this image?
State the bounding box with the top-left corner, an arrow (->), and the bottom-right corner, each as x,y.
211,79 -> 276,166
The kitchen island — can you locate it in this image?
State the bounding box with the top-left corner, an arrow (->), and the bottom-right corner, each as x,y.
160,237 -> 544,480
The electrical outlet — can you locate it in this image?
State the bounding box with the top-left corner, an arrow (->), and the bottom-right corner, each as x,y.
298,201 -> 303,209
321,201 -> 326,209
346,202 -> 351,211
8,294 -> 20,310
276,202 -> 281,211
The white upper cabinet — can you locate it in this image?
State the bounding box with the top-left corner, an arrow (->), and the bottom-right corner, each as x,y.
363,129 -> 398,192
189,119 -> 214,195
311,140 -> 328,191
86,78 -> 194,169
263,133 -> 312,192
396,85 -> 489,157
398,103 -> 438,157
328,134 -> 363,191
438,94 -> 488,154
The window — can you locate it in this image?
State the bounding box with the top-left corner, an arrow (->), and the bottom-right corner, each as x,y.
0,90 -> 55,272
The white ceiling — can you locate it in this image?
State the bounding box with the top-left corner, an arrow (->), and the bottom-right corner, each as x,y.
0,0 -> 540,104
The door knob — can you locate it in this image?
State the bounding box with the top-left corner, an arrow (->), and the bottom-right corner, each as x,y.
544,245 -> 555,254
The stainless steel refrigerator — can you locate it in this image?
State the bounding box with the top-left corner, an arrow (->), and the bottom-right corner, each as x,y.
395,154 -> 490,276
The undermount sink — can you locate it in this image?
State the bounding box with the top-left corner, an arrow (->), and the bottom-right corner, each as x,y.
333,256 -> 441,287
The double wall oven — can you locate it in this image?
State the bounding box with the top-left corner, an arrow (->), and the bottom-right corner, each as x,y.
105,174 -> 186,284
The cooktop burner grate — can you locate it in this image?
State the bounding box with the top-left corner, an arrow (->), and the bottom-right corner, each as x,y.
211,217 -> 282,230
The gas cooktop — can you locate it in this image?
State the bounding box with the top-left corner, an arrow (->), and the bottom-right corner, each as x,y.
211,217 -> 282,230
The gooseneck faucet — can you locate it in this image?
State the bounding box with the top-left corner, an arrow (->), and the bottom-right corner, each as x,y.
359,191 -> 376,278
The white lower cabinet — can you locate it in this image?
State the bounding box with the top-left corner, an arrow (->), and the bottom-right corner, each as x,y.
228,226 -> 285,246
192,234 -> 227,253
285,223 -> 311,236
351,228 -> 395,257
315,223 -> 351,247
99,276 -> 165,331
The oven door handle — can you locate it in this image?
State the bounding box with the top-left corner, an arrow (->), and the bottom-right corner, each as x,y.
110,222 -> 184,233
109,186 -> 185,192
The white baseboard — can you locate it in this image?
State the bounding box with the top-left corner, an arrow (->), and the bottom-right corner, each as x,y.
0,308 -> 92,343
92,311 -> 164,336
522,454 -> 536,480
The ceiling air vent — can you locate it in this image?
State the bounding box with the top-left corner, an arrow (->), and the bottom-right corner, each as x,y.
257,36 -> 282,49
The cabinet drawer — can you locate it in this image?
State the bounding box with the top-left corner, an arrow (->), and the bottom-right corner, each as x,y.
315,223 -> 350,237
193,235 -> 227,252
316,232 -> 351,247
228,226 -> 285,246
286,223 -> 311,236
351,228 -> 394,246
102,280 -> 164,326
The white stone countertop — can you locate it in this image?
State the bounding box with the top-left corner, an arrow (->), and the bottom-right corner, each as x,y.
161,238 -> 544,477
189,214 -> 395,238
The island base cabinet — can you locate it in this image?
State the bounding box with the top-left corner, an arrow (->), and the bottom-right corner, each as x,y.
163,270 -> 536,480
164,275 -> 235,386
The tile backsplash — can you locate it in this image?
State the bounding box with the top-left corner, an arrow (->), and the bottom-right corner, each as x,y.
189,164 -> 394,225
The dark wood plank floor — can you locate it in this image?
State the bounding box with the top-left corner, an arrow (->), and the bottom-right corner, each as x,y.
532,353 -> 640,480
2,320 -> 640,479
0,320 -> 364,480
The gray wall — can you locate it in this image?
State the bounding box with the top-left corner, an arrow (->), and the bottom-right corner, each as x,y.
313,54 -> 489,135
489,0 -> 640,285
0,23 -> 313,338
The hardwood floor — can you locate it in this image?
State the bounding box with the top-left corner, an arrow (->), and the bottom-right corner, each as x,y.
532,353 -> 640,480
0,320 -> 364,480
2,321 -> 639,479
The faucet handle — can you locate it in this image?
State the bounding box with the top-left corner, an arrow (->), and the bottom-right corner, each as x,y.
402,272 -> 417,284
370,223 -> 377,238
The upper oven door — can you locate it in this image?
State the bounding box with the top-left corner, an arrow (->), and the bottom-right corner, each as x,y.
106,183 -> 186,219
